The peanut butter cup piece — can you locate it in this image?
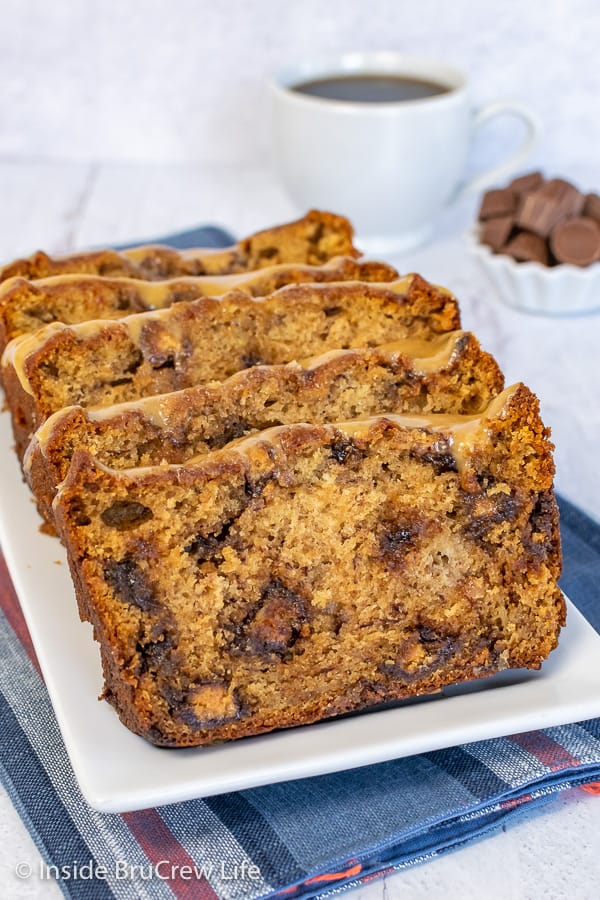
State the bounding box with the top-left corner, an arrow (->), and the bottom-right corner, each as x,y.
508,172 -> 544,195
516,179 -> 584,237
479,189 -> 518,220
503,231 -> 550,265
549,217 -> 600,267
583,193 -> 600,225
481,215 -> 514,252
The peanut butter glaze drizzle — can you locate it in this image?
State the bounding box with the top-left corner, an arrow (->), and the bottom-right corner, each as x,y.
2,276 -> 453,396
51,385 -> 519,498
120,242 -> 235,265
28,331 -> 468,460
0,239 -> 238,272
2,322 -> 70,395
0,256 -> 380,305
218,384 -> 517,474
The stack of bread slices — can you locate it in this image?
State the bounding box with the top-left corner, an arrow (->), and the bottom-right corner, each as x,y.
0,210 -> 564,747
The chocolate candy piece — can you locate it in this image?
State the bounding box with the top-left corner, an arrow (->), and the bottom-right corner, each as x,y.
508,172 -> 544,194
481,215 -> 513,252
549,217 -> 600,267
479,189 -> 517,220
516,178 -> 584,237
503,231 -> 549,265
583,193 -> 600,225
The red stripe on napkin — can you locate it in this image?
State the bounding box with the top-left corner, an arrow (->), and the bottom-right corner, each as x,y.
0,552 -> 41,675
122,809 -> 219,899
510,731 -> 579,771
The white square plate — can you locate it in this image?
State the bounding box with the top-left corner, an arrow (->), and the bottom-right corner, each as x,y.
1,408 -> 600,813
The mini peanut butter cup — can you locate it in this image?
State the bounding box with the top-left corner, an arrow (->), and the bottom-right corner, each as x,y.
508,171 -> 544,195
503,231 -> 549,266
550,217 -> 600,267
516,179 -> 585,238
481,215 -> 513,252
583,193 -> 600,225
479,189 -> 518,220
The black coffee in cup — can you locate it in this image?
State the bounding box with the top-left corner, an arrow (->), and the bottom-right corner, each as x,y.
292,74 -> 451,103
273,54 -> 538,249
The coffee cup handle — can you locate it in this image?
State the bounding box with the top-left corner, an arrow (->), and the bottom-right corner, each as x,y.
459,102 -> 540,196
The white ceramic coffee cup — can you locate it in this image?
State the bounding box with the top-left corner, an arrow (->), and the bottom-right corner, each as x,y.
271,52 -> 539,253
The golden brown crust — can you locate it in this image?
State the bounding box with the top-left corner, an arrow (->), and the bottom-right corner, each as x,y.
0,256 -> 398,351
2,277 -> 461,457
1,359 -> 37,461
54,385 -> 564,748
0,210 -> 358,283
26,331 -> 504,529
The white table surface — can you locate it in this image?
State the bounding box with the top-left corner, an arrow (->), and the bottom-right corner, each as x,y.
0,161 -> 599,899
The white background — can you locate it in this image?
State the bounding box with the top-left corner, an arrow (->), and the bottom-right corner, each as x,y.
1,2 -> 600,898
0,0 -> 598,174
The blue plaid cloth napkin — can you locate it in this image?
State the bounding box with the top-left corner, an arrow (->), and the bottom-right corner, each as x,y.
1,226 -> 599,900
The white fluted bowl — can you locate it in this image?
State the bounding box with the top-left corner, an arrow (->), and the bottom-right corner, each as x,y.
468,228 -> 600,317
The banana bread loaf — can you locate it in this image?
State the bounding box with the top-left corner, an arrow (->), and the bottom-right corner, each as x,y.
0,256 -> 398,352
26,331 -> 504,529
53,384 -> 564,747
2,276 -> 460,458
0,210 -> 357,284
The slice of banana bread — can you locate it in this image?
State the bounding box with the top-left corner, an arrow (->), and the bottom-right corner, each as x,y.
0,210 -> 357,283
0,256 -> 398,352
2,276 -> 460,458
53,384 -> 564,748
26,331 -> 504,529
